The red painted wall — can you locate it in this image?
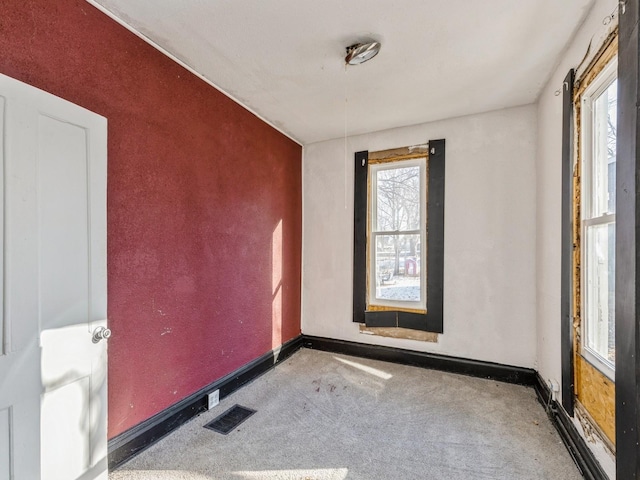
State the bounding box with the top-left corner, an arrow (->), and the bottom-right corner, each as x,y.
0,0 -> 302,437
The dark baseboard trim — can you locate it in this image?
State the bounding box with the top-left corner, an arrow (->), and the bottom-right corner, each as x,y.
302,335 -> 536,385
108,334 -> 304,470
534,374 -> 608,480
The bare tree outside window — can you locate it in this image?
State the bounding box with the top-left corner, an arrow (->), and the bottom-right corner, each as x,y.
376,165 -> 421,273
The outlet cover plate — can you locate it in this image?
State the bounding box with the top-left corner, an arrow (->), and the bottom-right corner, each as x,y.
208,390 -> 220,410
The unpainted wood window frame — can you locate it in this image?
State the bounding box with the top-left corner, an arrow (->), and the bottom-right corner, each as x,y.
367,154 -> 427,313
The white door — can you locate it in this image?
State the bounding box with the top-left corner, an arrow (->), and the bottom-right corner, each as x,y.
0,74 -> 108,480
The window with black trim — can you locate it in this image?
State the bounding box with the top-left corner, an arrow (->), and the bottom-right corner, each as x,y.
568,35 -> 617,450
353,140 -> 445,333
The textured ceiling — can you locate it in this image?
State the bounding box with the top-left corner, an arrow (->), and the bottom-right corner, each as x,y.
90,0 -> 594,144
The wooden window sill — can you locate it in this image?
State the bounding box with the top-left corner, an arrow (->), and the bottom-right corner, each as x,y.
359,324 -> 438,343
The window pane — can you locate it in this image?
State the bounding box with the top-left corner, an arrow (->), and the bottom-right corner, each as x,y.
584,222 -> 615,365
374,234 -> 421,303
591,79 -> 617,217
375,165 -> 421,232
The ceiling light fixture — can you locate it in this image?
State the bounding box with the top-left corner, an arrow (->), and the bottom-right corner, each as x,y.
345,41 -> 381,65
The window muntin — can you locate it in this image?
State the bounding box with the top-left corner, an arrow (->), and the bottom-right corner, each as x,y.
581,57 -> 617,379
368,157 -> 426,311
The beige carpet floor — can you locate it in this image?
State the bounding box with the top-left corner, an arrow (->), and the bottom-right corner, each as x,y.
110,349 -> 583,480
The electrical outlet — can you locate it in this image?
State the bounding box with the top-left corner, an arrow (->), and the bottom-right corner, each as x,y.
208,390 -> 219,410
548,379 -> 560,402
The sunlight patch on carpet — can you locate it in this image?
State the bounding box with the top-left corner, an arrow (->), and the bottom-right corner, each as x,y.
333,356 -> 393,380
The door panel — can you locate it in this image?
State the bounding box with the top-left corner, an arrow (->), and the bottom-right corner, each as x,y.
42,377 -> 91,477
37,115 -> 90,332
0,73 -> 107,480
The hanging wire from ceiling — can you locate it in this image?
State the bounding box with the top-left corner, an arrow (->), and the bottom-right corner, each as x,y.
342,40 -> 381,208
344,62 -> 349,210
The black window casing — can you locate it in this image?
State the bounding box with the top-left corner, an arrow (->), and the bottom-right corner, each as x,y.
353,139 -> 445,333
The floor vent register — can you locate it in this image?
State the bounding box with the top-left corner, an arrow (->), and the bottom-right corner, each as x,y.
204,404 -> 256,434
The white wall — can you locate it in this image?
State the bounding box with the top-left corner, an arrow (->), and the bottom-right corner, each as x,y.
302,105 -> 537,368
535,0 -> 617,398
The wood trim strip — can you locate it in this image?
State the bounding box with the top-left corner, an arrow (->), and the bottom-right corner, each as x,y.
368,145 -> 429,162
353,150 -> 369,323
615,1 -> 640,477
561,68 -> 576,417
364,310 -> 397,327
425,139 -> 445,333
367,304 -> 426,314
368,153 -> 428,164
